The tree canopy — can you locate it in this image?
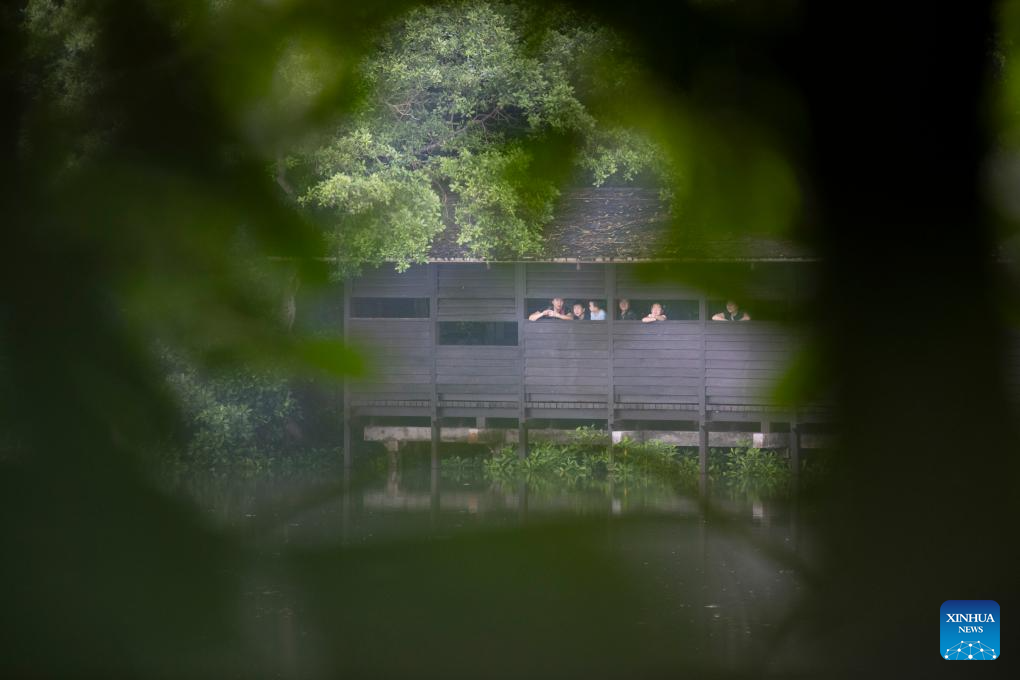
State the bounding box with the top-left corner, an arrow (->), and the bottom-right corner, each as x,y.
289,2 -> 668,275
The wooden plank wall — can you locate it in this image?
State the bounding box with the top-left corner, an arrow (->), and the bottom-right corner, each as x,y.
613,323 -> 701,406
343,262 -> 816,416
437,345 -> 521,403
350,264 -> 428,297
615,265 -> 702,301
524,264 -> 608,405
437,264 -> 516,321
614,264 -> 703,407
524,323 -> 608,404
527,263 -> 605,299
704,322 -> 795,406
435,264 -> 520,402
347,318 -> 432,402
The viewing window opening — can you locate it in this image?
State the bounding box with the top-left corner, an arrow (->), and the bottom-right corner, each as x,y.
708,299 -> 789,321
351,297 -> 430,318
614,299 -> 699,321
526,298 -> 608,321
438,321 -> 518,345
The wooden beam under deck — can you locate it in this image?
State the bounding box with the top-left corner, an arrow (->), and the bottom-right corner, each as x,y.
362,425 -> 834,450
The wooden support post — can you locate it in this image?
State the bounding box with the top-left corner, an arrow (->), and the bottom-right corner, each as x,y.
515,263 -> 528,458
788,272 -> 801,482
476,416 -> 487,429
342,277 -> 352,469
606,263 -> 616,463
698,294 -> 708,478
429,263 -> 440,470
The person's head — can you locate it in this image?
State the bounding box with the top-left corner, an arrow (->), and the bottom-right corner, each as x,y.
725,300 -> 739,314
551,297 -> 564,312
650,303 -> 663,316
588,300 -> 601,313
618,298 -> 630,311
572,303 -> 585,317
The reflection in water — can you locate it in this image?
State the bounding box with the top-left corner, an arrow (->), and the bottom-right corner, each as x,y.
171,456 -> 818,677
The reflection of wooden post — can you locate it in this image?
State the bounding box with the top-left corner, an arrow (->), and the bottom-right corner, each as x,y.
430,463 -> 440,526
516,263 -> 528,458
697,495 -> 709,650
343,413 -> 353,469
431,421 -> 441,470
789,482 -> 800,554
518,423 -> 528,459
790,408 -> 801,478
699,422 -> 709,478
518,481 -> 529,525
342,278 -> 352,469
385,440 -> 401,494
341,473 -> 351,546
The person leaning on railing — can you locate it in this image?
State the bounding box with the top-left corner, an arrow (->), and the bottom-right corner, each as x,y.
588,300 -> 606,320
711,300 -> 751,321
642,303 -> 667,323
528,297 -> 573,321
617,298 -> 637,320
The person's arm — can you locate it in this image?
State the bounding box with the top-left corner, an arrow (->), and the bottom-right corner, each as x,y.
711,312 -> 725,320
528,309 -> 548,321
549,311 -> 573,320
642,314 -> 656,323
740,312 -> 751,321
657,314 -> 667,321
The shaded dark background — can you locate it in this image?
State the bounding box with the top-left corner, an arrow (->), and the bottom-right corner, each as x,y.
578,0 -> 1020,673
1,0 -> 1016,676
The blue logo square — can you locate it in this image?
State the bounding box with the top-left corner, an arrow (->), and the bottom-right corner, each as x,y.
941,600 -> 999,660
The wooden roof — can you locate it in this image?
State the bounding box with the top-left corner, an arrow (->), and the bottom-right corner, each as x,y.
427,186 -> 815,262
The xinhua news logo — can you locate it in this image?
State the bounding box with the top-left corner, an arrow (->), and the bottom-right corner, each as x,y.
941,600 -> 999,660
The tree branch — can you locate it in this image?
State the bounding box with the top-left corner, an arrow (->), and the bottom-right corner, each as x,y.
417,106 -> 502,156
276,155 -> 294,196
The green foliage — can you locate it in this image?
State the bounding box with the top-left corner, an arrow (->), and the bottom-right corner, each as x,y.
674,453 -> 702,489
566,424 -> 612,450
483,440 -> 610,494
482,445 -> 521,479
21,0 -> 106,171
158,346 -> 301,471
291,1 -> 669,275
440,454 -> 482,482
478,430 -> 796,498
608,437 -> 679,479
718,447 -> 792,497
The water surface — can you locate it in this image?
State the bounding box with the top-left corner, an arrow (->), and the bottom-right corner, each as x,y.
171,454 -> 819,677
